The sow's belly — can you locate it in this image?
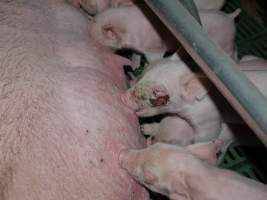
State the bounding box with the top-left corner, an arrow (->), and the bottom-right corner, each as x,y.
0,1 -> 148,199
6,59 -> 149,199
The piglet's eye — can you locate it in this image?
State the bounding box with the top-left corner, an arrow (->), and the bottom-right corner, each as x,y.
149,95 -> 169,107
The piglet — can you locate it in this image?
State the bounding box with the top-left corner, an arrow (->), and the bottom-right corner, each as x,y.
200,8 -> 241,59
141,116 -> 194,146
141,116 -> 235,157
89,6 -> 171,63
121,58 -> 267,145
121,58 -> 223,142
119,142 -> 267,200
90,6 -> 240,63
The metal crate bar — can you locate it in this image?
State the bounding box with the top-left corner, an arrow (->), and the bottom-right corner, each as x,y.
144,0 -> 267,146
178,0 -> 201,24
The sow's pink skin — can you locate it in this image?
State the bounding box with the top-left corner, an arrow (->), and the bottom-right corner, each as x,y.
69,0 -> 225,13
68,0 -> 135,15
119,142 -> 267,200
0,1 -> 149,199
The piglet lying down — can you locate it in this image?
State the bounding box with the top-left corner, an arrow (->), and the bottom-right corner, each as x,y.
89,6 -> 239,63
120,142 -> 267,200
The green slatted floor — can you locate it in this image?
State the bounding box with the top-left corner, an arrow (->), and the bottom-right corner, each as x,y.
219,143 -> 267,184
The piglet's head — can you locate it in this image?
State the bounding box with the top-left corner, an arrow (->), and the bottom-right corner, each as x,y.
119,141 -> 224,200
119,143 -> 192,200
90,15 -> 128,50
121,81 -> 170,111
119,145 -> 173,196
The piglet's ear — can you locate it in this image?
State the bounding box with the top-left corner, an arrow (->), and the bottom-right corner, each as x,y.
180,74 -> 208,103
186,140 -> 224,165
102,25 -> 123,43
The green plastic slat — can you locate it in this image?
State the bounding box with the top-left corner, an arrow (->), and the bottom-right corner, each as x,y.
220,143 -> 247,168
220,142 -> 267,184
236,165 -> 267,184
223,0 -> 267,59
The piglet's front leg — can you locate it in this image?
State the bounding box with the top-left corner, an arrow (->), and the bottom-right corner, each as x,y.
136,105 -> 175,117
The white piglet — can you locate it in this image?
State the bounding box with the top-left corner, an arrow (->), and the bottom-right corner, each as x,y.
90,6 -> 170,62
141,116 -> 194,146
119,142 -> 267,200
121,58 -> 267,144
200,8 -> 241,59
90,6 -> 240,62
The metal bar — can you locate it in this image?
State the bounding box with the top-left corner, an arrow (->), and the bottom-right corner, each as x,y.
144,0 -> 267,146
179,0 -> 202,25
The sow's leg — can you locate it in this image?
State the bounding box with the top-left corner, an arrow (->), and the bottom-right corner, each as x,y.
0,0 -> 148,199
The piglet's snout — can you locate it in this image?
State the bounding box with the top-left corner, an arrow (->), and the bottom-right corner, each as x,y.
119,149 -> 130,169
119,149 -> 141,177
120,92 -> 139,111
